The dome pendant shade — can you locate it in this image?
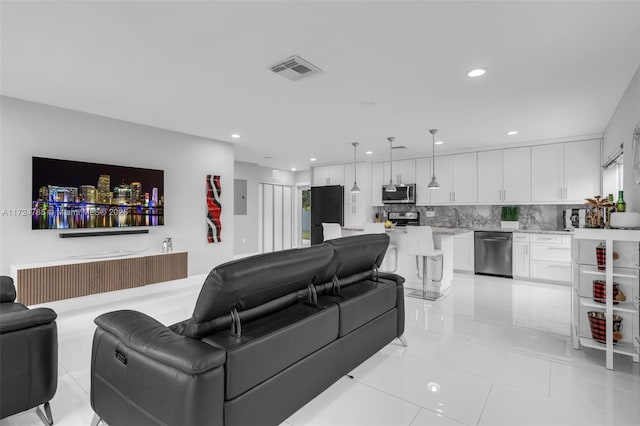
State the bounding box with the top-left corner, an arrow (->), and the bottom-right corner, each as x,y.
350,182 -> 361,193
427,176 -> 440,189
385,181 -> 397,192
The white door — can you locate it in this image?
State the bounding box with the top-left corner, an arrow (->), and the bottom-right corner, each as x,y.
503,147 -> 531,203
531,144 -> 563,202
564,140 -> 601,202
371,162 -> 385,206
452,152 -> 477,203
512,241 -> 530,278
429,155 -> 453,204
415,157 -> 431,205
477,150 -> 503,203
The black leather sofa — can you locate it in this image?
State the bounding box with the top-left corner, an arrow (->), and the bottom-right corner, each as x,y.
90,234 -> 406,426
0,276 -> 58,425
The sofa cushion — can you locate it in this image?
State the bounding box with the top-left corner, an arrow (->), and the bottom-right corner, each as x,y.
0,302 -> 28,315
319,278 -> 396,337
202,302 -> 338,400
325,234 -> 389,279
191,244 -> 334,327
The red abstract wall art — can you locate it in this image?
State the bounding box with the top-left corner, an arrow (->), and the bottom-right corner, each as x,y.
206,175 -> 222,243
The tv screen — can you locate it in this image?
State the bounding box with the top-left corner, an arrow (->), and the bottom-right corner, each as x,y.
32,157 -> 164,230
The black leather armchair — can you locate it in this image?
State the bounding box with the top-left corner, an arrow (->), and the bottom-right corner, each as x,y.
0,276 -> 58,425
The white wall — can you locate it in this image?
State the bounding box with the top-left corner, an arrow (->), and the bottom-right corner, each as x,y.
604,65 -> 640,211
233,161 -> 294,255
0,97 -> 234,275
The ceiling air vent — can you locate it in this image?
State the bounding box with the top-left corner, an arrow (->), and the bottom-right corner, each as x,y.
270,55 -> 322,81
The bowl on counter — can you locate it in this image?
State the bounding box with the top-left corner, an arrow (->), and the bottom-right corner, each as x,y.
610,212 -> 640,229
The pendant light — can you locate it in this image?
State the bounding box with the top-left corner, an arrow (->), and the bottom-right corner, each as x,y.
350,142 -> 361,193
385,137 -> 397,192
427,129 -> 440,189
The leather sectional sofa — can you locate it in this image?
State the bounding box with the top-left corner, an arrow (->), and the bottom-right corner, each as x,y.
90,233 -> 406,426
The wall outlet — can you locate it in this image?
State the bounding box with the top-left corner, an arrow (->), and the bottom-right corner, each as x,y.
424,209 -> 435,217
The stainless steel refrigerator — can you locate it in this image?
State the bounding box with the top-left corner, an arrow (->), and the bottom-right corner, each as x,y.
310,185 -> 344,245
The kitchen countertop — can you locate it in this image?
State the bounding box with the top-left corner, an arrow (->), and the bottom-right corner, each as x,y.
342,226 -> 572,235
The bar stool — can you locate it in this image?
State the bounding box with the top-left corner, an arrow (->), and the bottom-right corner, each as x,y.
321,223 -> 343,241
363,223 -> 398,272
405,226 -> 443,300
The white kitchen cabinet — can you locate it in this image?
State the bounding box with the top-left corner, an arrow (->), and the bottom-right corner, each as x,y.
529,233 -> 572,283
452,152 -> 477,203
371,162 -> 385,206
344,162 -> 371,227
572,229 -> 640,370
503,147 -> 531,203
531,144 -> 564,202
512,233 -> 530,278
453,231 -> 474,272
477,150 -> 503,203
415,157 -> 431,205
312,165 -> 344,186
531,140 -> 601,203
343,203 -> 368,228
428,155 -> 453,204
564,139 -> 601,202
477,147 -> 530,203
383,159 -> 416,185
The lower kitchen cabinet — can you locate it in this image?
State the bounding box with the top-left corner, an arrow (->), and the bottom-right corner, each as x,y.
453,231 -> 474,272
512,233 -> 530,278
572,229 -> 640,370
529,233 -> 572,283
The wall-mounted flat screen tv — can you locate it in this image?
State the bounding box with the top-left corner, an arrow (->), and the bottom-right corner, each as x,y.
32,157 -> 164,230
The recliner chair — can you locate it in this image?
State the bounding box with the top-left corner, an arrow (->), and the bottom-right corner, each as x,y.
0,276 -> 58,425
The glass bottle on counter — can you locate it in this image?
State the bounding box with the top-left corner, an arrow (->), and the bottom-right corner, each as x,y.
605,194 -> 615,228
616,190 -> 626,213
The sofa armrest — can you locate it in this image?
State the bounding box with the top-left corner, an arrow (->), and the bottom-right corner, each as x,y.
0,276 -> 16,303
94,310 -> 226,374
378,271 -> 405,287
0,307 -> 57,334
377,272 -> 406,338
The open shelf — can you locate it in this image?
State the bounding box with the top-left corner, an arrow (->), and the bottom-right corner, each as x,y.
580,269 -> 639,279
578,297 -> 639,314
579,337 -> 639,358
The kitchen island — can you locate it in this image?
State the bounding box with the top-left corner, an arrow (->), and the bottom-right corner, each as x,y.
343,226 -> 468,299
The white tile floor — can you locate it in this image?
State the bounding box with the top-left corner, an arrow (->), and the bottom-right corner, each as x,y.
2,273 -> 640,426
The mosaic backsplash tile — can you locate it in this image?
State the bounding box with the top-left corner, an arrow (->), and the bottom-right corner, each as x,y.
372,204 -> 583,231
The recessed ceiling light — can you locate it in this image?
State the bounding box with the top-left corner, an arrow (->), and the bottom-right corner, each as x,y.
310,158 -> 317,162
231,133 -> 240,138
506,131 -> 518,136
365,151 -> 373,155
435,141 -> 444,145
291,167 -> 296,171
467,68 -> 487,77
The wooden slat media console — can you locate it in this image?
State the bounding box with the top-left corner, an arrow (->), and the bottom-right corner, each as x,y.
16,252 -> 188,305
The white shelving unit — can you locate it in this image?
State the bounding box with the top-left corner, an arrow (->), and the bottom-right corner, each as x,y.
572,228 -> 640,370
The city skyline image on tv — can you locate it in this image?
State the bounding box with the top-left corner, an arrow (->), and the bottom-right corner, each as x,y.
32,157 -> 164,230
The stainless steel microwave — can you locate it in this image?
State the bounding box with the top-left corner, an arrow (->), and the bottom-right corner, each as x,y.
381,184 -> 416,204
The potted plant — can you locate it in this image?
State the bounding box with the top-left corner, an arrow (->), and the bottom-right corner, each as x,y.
501,206 -> 520,230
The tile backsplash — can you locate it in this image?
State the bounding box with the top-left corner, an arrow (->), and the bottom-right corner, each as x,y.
373,204 -> 583,231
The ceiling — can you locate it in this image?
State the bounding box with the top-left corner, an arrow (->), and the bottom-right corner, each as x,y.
2,1 -> 639,171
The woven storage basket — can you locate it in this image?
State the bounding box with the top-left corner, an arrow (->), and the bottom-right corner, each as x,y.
587,311 -> 622,343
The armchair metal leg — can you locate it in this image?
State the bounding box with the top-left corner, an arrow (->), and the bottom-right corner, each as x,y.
35,402 -> 53,426
91,413 -> 104,426
397,335 -> 408,347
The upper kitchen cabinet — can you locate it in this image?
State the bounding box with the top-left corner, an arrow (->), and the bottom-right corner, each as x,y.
430,153 -> 477,204
477,147 -> 531,203
312,164 -> 345,187
531,140 -> 601,203
383,159 -> 416,186
371,162 -> 385,206
415,157 -> 431,205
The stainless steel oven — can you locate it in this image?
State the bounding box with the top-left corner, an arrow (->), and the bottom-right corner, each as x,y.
382,184 -> 415,204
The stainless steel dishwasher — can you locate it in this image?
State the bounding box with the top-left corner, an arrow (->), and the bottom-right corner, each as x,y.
474,231 -> 513,278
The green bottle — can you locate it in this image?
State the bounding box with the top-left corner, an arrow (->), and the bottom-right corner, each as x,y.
606,194 -> 615,227
616,190 -> 626,213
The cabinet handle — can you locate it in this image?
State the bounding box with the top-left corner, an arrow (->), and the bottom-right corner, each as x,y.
564,188 -> 568,200
547,247 -> 571,250
452,192 -> 456,202
503,189 -> 506,200
326,177 -> 330,185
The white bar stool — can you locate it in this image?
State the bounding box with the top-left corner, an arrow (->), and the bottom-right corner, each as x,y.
363,223 -> 398,272
321,223 -> 343,241
405,226 -> 443,300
